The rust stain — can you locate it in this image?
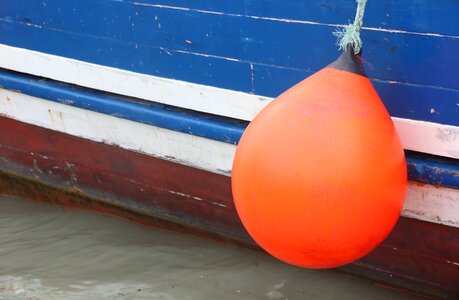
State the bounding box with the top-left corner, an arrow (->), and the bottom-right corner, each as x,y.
47,109 -> 55,127
408,181 -> 426,187
409,180 -> 444,189
58,112 -> 66,132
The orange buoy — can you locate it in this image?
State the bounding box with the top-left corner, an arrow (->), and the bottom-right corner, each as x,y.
231,46 -> 407,268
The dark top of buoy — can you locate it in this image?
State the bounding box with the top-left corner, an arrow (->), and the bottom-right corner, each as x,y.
328,46 -> 367,77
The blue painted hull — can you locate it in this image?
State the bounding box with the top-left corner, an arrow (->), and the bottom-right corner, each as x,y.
1,0 -> 458,125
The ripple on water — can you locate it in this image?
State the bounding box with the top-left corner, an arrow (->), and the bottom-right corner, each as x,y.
0,196 -> 416,299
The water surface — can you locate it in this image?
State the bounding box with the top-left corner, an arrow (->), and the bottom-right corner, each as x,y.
0,196 -> 415,299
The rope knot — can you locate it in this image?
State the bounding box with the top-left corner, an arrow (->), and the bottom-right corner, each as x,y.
334,0 -> 367,54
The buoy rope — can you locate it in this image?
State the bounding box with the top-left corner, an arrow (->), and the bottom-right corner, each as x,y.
334,0 -> 368,54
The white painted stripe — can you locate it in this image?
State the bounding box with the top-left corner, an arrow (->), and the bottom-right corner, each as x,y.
0,44 -> 267,122
0,89 -> 235,176
393,118 -> 459,159
0,44 -> 458,159
402,184 -> 459,228
1,89 -> 458,228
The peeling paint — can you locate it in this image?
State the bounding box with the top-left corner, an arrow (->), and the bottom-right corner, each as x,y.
32,158 -> 43,174
436,128 -> 459,142
168,190 -> 203,201
64,162 -> 77,184
57,98 -> 75,105
210,201 -> 227,208
173,49 -> 240,62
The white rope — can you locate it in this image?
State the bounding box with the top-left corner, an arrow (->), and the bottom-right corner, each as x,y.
334,0 -> 368,54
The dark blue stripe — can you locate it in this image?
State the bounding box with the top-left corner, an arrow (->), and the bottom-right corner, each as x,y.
406,152 -> 459,190
1,69 -> 457,189
0,69 -> 248,145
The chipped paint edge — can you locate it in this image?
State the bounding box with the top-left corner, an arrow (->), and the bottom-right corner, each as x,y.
1,89 -> 458,228
0,44 -> 458,159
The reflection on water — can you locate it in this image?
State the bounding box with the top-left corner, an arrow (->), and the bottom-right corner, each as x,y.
0,196 -> 414,299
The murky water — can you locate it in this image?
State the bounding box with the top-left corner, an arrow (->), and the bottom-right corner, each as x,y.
0,196 -> 416,299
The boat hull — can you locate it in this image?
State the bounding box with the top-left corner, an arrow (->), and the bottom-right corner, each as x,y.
1,116 -> 457,299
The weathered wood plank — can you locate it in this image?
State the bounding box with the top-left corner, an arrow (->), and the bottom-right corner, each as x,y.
1,0 -> 458,89
244,0 -> 459,36
5,0 -> 459,35
0,21 -> 253,93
